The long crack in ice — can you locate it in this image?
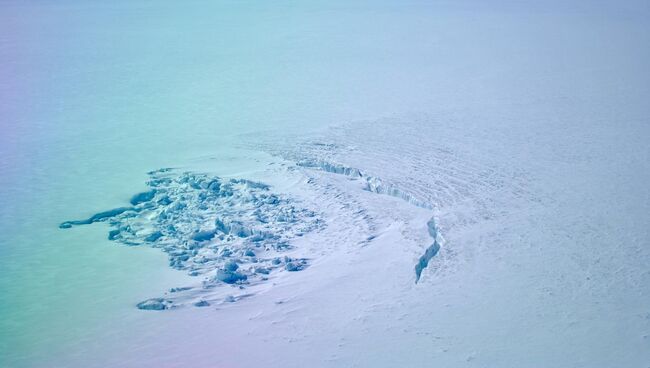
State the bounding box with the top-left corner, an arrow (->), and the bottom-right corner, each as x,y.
296,159 -> 440,282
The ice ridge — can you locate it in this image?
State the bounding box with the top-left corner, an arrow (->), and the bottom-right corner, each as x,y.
296,159 -> 440,282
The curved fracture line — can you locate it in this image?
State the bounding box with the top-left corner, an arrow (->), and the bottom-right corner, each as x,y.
297,160 -> 440,282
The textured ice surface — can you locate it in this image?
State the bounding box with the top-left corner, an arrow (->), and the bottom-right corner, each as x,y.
244,119 -> 538,283
60,169 -> 321,309
296,158 -> 441,281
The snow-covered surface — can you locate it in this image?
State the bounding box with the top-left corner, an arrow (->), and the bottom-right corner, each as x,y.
54,115 -> 649,366
1,1 -> 649,367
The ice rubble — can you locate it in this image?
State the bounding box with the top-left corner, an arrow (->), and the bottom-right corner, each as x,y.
60,169 -> 320,309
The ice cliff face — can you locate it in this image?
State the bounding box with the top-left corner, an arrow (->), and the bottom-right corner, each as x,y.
297,160 -> 433,210
60,169 -> 321,309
